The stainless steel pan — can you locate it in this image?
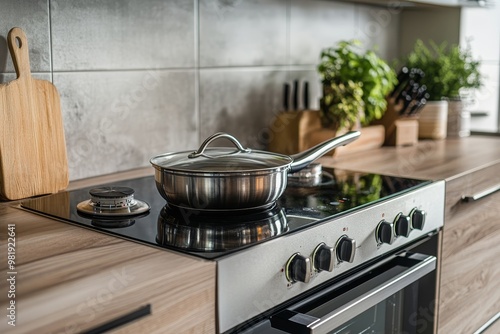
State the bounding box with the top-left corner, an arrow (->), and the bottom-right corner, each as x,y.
150,131 -> 360,210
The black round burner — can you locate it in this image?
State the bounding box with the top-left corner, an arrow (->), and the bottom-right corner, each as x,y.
89,186 -> 135,198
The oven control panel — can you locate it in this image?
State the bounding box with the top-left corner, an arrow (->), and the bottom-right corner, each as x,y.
217,180 -> 445,333
284,206 -> 428,284
286,234 -> 357,283
376,208 -> 426,245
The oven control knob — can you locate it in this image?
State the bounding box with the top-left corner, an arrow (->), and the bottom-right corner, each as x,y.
285,253 -> 311,283
376,220 -> 395,245
395,213 -> 411,238
336,236 -> 356,263
410,208 -> 426,230
313,243 -> 334,272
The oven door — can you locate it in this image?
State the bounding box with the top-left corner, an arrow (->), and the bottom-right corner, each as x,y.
267,252 -> 436,334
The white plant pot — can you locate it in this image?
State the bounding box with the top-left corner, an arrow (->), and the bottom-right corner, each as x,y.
447,99 -> 471,137
418,100 -> 448,139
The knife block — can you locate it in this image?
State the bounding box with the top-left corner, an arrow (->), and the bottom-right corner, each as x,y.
267,110 -> 385,158
298,110 -> 385,158
373,98 -> 419,146
267,110 -> 304,155
267,109 -> 329,155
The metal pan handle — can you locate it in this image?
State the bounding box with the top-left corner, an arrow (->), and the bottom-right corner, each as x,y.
271,253 -> 436,334
289,131 -> 360,173
188,132 -> 251,159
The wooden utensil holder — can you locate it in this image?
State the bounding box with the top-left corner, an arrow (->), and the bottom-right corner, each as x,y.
373,98 -> 419,146
267,110 -> 385,158
267,110 -> 335,155
267,110 -> 305,155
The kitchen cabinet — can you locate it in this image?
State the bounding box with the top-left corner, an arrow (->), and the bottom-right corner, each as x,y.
438,162 -> 500,333
0,205 -> 216,334
321,135 -> 500,333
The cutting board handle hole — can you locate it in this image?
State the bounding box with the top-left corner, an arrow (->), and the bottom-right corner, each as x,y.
15,37 -> 22,49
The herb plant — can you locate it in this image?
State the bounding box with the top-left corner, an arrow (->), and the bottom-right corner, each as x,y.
318,40 -> 397,130
403,39 -> 482,100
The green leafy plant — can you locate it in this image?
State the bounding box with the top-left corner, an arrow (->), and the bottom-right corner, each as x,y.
318,40 -> 397,130
403,39 -> 482,100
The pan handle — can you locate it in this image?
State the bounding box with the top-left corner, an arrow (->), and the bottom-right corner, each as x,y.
289,131 -> 361,173
188,132 -> 251,159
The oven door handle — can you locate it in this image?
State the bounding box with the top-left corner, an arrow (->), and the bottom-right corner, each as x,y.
271,253 -> 436,334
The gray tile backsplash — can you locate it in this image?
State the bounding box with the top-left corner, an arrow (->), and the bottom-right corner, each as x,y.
55,70 -> 197,180
0,0 -> 399,180
51,0 -> 195,70
199,68 -> 287,149
355,4 -> 400,61
0,0 -> 51,73
289,0 -> 356,65
199,0 -> 287,67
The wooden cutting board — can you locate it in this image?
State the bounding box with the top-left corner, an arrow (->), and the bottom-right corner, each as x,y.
0,27 -> 68,200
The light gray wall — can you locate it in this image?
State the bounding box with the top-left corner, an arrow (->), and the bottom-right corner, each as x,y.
0,0 -> 400,180
460,4 -> 500,132
397,5 -> 500,133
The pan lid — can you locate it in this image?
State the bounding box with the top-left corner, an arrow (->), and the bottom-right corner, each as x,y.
150,133 -> 292,173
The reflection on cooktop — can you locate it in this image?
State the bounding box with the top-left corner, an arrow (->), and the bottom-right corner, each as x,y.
156,204 -> 288,252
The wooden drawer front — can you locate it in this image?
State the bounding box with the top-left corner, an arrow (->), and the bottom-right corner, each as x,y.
439,163 -> 500,334
0,207 -> 216,334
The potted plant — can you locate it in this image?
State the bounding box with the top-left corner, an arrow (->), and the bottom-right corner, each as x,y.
318,40 -> 397,130
403,39 -> 482,138
298,40 -> 396,153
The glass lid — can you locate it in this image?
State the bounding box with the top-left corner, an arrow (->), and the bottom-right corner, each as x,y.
150,133 -> 292,173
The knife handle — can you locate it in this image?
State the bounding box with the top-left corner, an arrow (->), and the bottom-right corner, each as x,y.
283,83 -> 290,111
292,80 -> 299,110
391,67 -> 409,98
303,81 -> 309,110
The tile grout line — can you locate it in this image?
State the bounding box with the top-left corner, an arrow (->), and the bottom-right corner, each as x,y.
286,0 -> 291,81
194,0 -> 201,144
48,0 -> 54,83
7,63 -> 317,77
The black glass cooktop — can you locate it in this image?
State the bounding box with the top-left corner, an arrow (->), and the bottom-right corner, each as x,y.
20,168 -> 429,259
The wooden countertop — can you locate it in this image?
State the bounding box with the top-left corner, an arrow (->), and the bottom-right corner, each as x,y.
319,135 -> 500,181
0,167 -> 216,333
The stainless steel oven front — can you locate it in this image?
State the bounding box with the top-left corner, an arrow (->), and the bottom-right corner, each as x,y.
220,180 -> 444,334
240,233 -> 439,334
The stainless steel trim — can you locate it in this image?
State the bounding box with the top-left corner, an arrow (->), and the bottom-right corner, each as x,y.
462,184 -> 500,202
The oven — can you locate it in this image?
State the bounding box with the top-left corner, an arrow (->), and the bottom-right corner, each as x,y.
236,232 -> 439,334
20,166 -> 445,334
